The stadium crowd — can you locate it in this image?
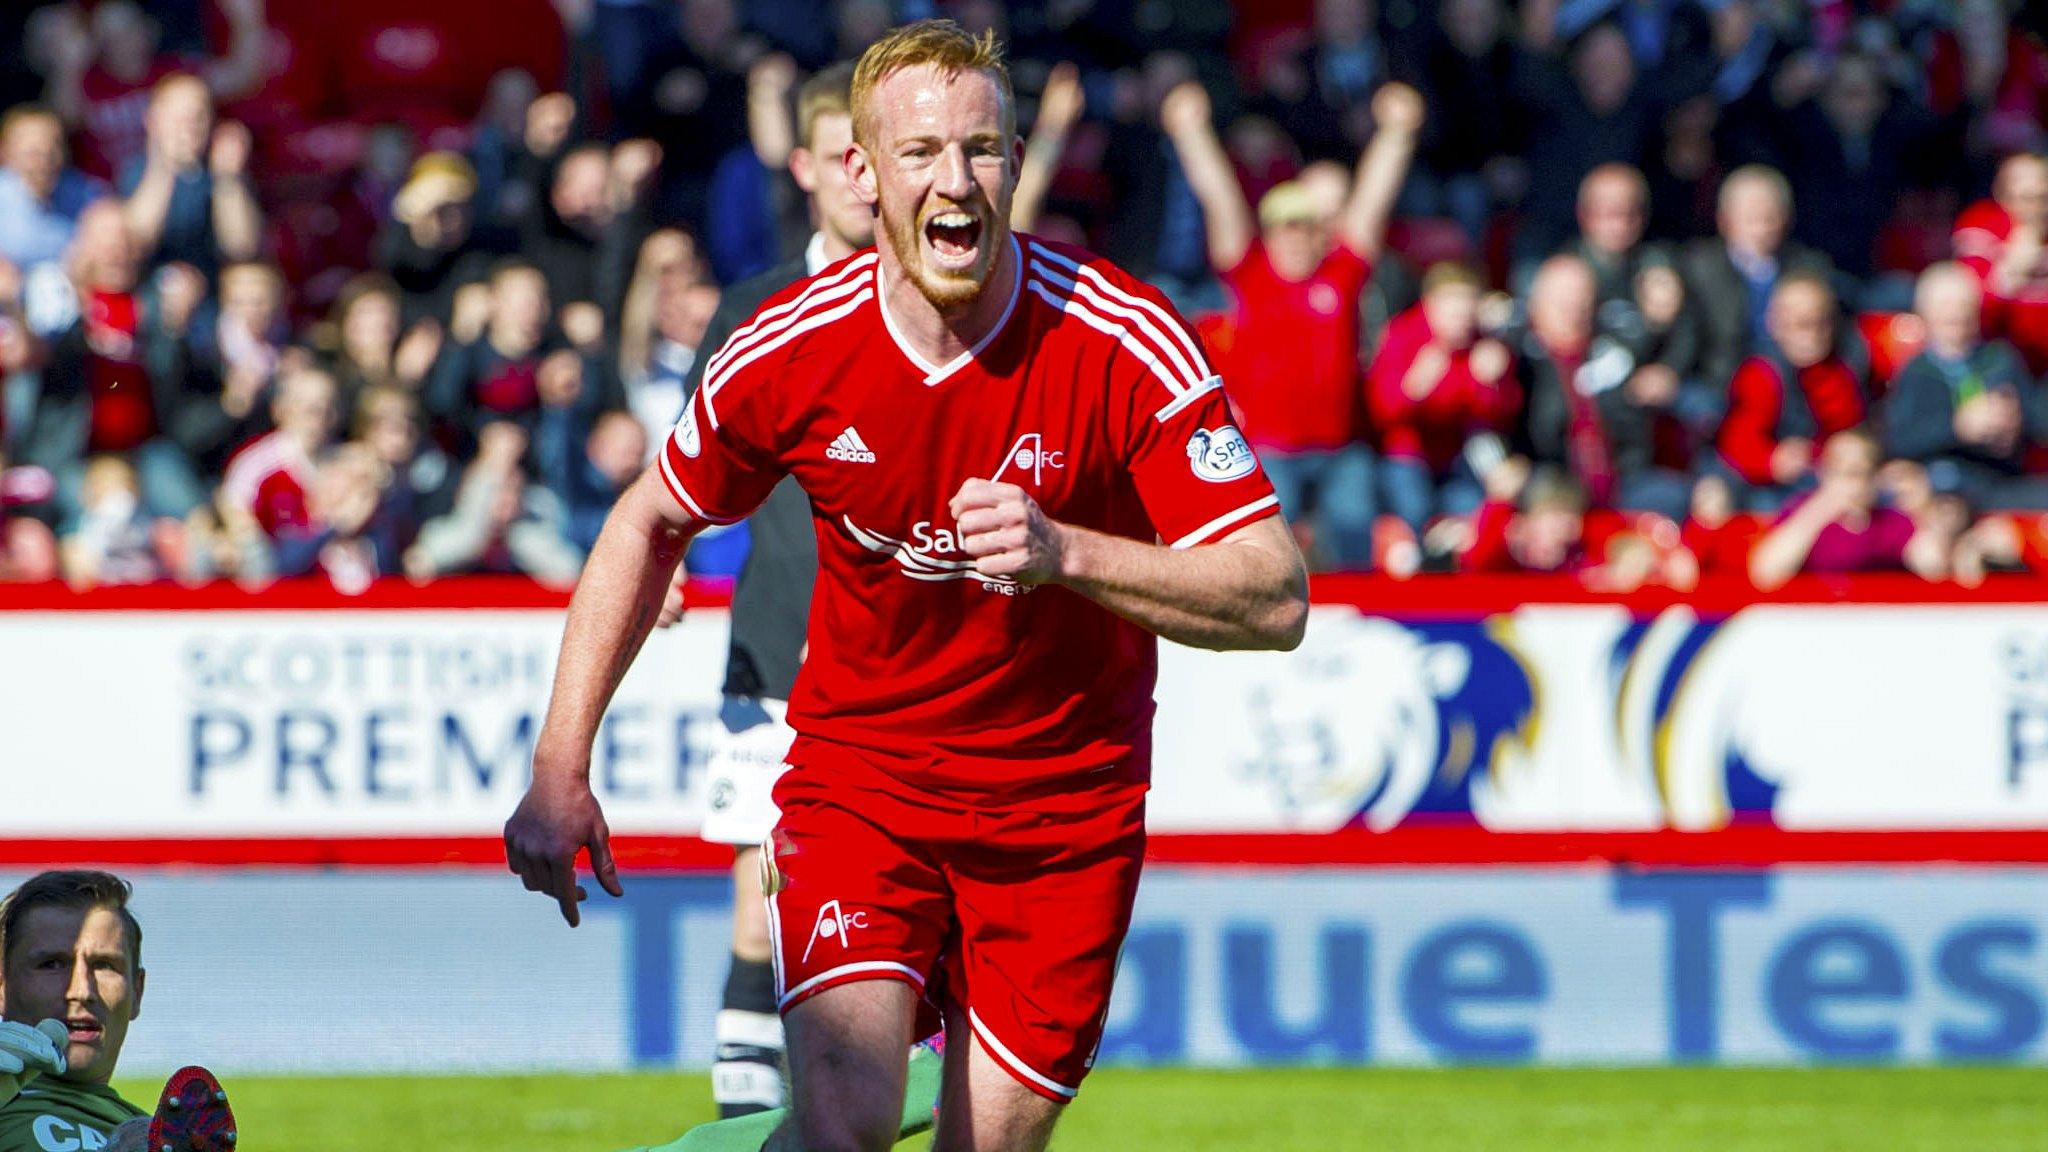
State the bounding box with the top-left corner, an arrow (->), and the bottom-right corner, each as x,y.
2,0 -> 2048,590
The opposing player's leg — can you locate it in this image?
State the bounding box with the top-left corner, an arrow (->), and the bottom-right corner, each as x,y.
702,697 -> 798,1118
762,979 -> 917,1152
714,845 -> 784,1118
931,1002 -> 1063,1152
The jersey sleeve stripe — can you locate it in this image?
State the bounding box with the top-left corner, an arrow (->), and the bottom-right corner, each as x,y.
1027,279 -> 1196,404
1028,258 -> 1204,391
1153,374 -> 1224,422
700,253 -> 878,384
1169,494 -> 1281,549
703,287 -> 875,429
657,436 -> 738,524
1032,242 -> 1212,377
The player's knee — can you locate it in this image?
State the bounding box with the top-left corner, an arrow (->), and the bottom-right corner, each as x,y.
790,1109 -> 898,1152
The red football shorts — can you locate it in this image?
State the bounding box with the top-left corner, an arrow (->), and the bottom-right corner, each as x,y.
763,751 -> 1146,1102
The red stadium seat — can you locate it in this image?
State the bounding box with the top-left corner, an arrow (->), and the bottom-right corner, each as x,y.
1385,217 -> 1474,273
1856,311 -> 1927,396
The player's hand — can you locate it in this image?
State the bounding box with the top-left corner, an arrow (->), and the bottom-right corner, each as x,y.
950,478 -> 1066,585
504,769 -> 623,927
0,1018 -> 67,1097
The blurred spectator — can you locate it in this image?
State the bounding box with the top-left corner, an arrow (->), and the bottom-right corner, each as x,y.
1957,152 -> 2048,375
1883,262 -> 2048,511
315,273 -> 445,402
218,364 -> 338,542
43,0 -> 269,181
0,106 -> 105,272
522,138 -> 661,315
1715,273 -> 1867,510
1566,164 -> 1702,426
1510,253 -> 1690,520
1683,164 -> 1835,390
118,73 -> 262,277
403,421 -> 581,584
539,405 -> 646,555
376,152 -> 497,326
1366,262 -> 1517,532
1511,16 -> 1660,267
618,228 -> 714,452
1774,50 -> 1937,285
1681,471 -> 1764,573
1461,459 -> 1590,574
18,201 -> 207,530
1408,0 -> 1525,245
1163,79 -> 1422,569
169,260 -> 288,478
424,259 -> 558,444
278,442 -> 397,593
1749,428 -> 1948,589
626,0 -> 755,225
61,454 -> 168,585
352,384 -> 453,543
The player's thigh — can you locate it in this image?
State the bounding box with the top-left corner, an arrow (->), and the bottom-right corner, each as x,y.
934,1001 -> 1065,1152
773,978 -> 921,1152
730,845 -> 772,961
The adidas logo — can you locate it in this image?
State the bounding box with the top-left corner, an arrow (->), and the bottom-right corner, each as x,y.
825,426 -> 877,464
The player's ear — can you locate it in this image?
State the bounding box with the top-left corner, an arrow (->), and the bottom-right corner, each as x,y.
846,143 -> 878,207
129,967 -> 144,1021
790,146 -> 818,194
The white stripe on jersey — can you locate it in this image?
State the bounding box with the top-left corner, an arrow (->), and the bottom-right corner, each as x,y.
1027,279 -> 1197,406
1031,242 -> 1213,378
703,287 -> 875,429
701,252 -> 878,385
1153,374 -> 1224,422
1170,494 -> 1280,549
1028,259 -> 1205,394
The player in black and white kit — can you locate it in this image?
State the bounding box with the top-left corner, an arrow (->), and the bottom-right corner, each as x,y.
661,62 -> 872,1120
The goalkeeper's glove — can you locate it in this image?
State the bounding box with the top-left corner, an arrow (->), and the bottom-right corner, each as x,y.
0,1020 -> 67,1105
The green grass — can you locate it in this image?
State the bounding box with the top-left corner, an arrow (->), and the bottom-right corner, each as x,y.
115,1066 -> 2048,1151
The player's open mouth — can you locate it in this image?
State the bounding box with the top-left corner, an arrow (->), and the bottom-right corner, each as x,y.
66,1019 -> 102,1043
923,210 -> 982,269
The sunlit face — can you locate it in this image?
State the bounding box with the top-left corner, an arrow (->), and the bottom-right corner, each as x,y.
1422,282 -> 1481,348
220,267 -> 282,335
1513,504 -> 1583,572
1918,273 -> 1982,358
852,64 -> 1018,311
1720,179 -> 1788,259
1818,435 -> 1880,513
273,371 -> 338,444
343,291 -> 400,361
1,115 -> 64,201
794,111 -> 875,254
1996,156 -> 2048,232
71,202 -> 138,292
1267,218 -> 1331,282
1530,261 -> 1597,354
1769,281 -> 1835,368
1,905 -> 143,1085
493,269 -> 550,343
587,412 -> 647,486
551,150 -> 611,229
148,79 -> 213,168
1578,171 -> 1645,256
361,393 -> 417,465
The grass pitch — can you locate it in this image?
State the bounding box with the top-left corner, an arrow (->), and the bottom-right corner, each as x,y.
116,1066 -> 2048,1151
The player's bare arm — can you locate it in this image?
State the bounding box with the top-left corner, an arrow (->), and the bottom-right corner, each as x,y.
505,469 -> 701,925
950,478 -> 1307,651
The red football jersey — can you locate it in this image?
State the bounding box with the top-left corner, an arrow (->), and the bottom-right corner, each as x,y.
660,236 -> 1280,800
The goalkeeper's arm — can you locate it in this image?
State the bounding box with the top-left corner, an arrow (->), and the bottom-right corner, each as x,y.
0,1020 -> 67,1108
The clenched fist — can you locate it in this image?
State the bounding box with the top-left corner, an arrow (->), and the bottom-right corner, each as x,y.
949,478 -> 1067,585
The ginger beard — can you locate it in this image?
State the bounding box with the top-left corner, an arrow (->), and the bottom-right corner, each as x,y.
861,65 -> 1017,311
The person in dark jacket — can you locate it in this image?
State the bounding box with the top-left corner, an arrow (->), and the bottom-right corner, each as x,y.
1883,262 -> 2048,510
1714,273 -> 1869,510
1681,164 -> 1835,393
1511,253 -> 1691,521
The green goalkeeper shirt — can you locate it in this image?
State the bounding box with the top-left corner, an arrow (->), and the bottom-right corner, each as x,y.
0,1077 -> 144,1152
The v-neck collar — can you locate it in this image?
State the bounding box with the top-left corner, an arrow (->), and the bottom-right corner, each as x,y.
875,234 -> 1024,385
